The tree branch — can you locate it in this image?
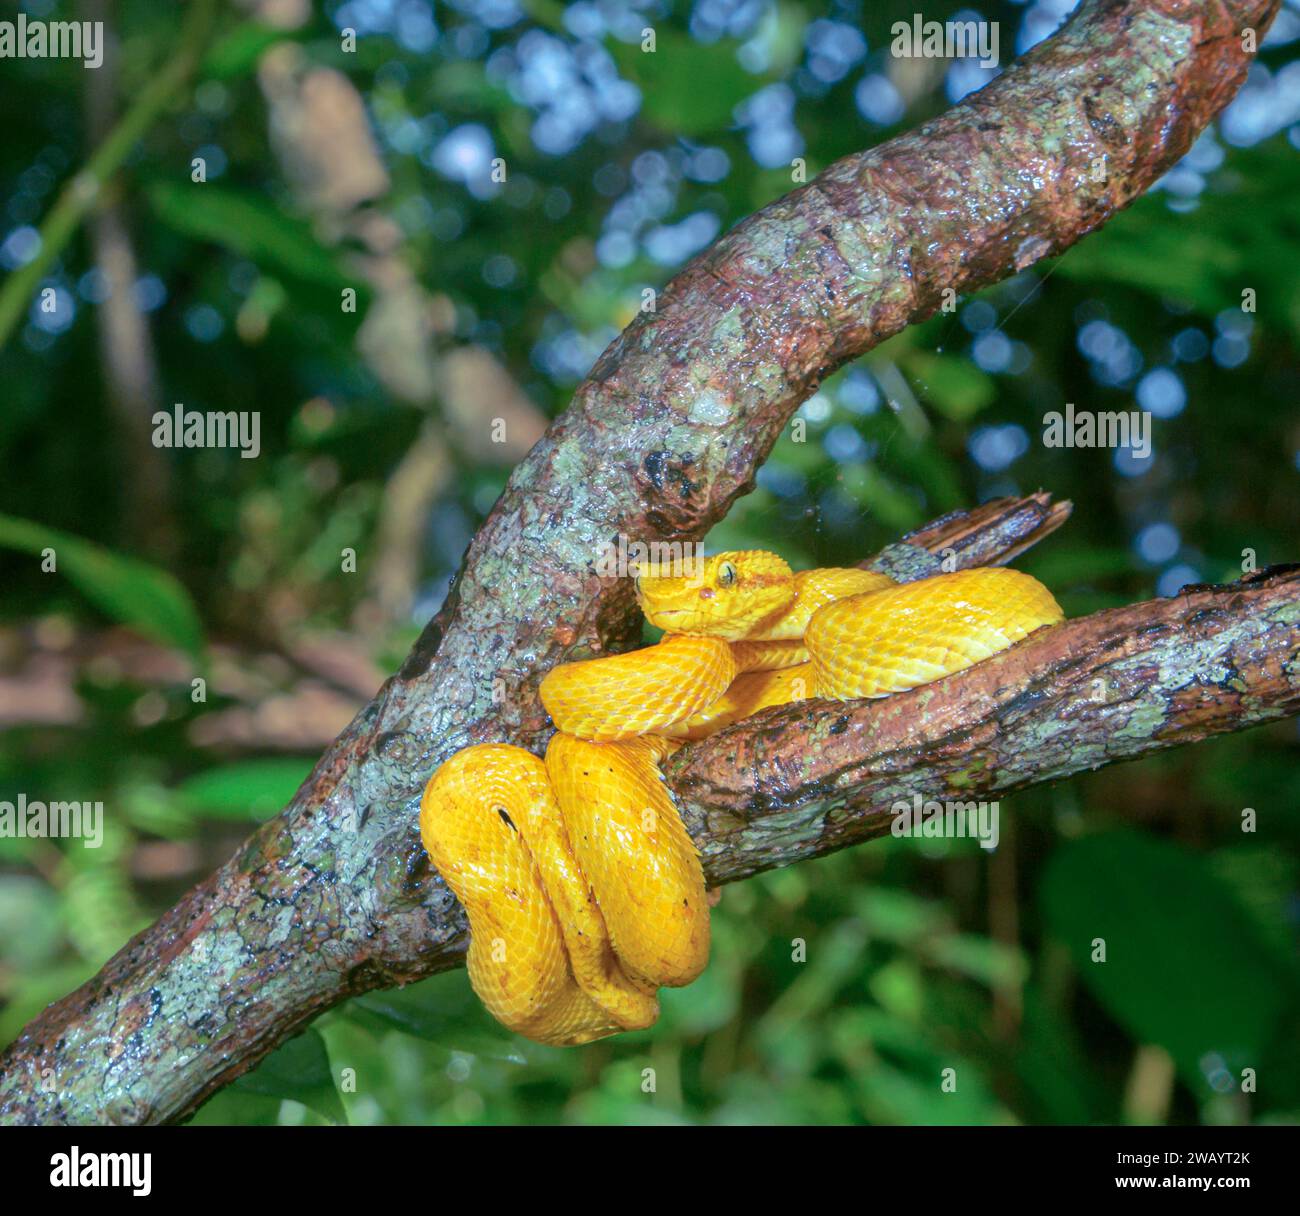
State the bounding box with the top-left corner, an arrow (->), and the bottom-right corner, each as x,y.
667,566 -> 1300,885
0,0 -> 1280,1125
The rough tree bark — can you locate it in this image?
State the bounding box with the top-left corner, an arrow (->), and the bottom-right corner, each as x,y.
0,0 -> 1285,1125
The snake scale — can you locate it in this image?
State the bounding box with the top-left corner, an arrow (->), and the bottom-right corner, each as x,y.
420,551 -> 1063,1045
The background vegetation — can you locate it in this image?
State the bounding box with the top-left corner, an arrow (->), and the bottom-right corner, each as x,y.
1,0 -> 1298,1125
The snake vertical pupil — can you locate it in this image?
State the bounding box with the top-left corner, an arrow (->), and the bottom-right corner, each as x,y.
496,807 -> 518,832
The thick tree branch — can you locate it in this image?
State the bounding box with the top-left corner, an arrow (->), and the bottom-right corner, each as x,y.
0,0 -> 1280,1125
667,566 -> 1300,884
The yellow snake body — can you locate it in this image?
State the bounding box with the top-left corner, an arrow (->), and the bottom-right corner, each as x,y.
420,553 -> 1063,1045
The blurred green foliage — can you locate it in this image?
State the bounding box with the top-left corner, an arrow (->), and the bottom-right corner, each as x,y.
1,0 -> 1298,1125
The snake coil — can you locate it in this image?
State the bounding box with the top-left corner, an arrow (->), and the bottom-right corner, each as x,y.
420,551 -> 1062,1045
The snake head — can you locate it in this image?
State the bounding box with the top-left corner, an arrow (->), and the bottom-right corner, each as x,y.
635,549 -> 796,639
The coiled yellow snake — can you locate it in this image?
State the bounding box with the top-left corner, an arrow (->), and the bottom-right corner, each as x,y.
420,552 -> 1063,1045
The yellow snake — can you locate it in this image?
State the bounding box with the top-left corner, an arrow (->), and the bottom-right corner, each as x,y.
419,552 -> 1063,1045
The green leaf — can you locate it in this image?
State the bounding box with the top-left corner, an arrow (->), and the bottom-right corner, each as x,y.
1056,222 -> 1239,316
852,885 -> 949,943
1020,545 -> 1137,588
348,975 -> 528,1063
1041,830 -> 1297,1094
176,758 -> 314,820
656,949 -> 739,1035
608,33 -> 759,135
145,181 -> 355,291
0,513 -> 205,661
902,351 -> 997,420
857,1058 -> 1009,1125
232,1028 -> 346,1124
925,933 -> 1028,989
840,463 -> 925,532
202,22 -> 291,79
0,876 -> 63,969
1014,984 -> 1105,1124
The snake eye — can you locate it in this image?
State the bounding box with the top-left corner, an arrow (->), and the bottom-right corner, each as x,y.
717,561 -> 737,589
